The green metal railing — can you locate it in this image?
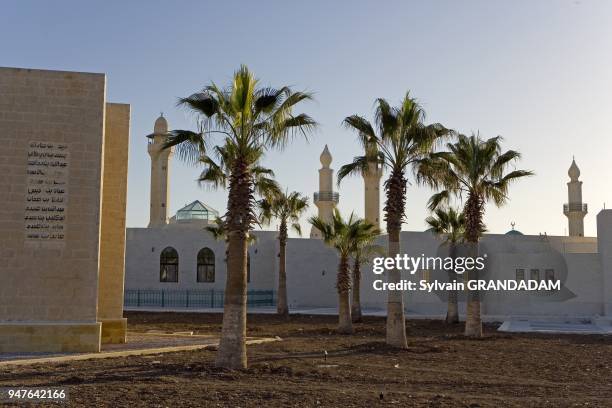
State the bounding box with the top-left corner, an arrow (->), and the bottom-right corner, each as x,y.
124,289 -> 275,308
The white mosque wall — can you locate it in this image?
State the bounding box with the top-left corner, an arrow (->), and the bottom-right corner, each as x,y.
597,210 -> 612,316
249,231 -> 279,291
125,215 -> 610,320
126,228 -> 228,292
282,231 -> 604,318
283,232 -> 445,311
125,228 -> 277,292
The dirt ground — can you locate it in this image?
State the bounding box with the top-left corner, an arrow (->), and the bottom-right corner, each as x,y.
1,312 -> 611,407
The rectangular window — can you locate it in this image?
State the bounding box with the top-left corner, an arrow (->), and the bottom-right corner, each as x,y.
530,269 -> 540,281
421,269 -> 430,283
160,265 -> 178,282
516,268 -> 525,281
545,269 -> 555,282
197,265 -> 215,283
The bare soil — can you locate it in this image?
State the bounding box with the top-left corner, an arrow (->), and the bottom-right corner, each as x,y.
1,312 -> 611,407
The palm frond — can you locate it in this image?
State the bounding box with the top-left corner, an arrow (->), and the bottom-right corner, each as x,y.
425,206 -> 465,243
197,156 -> 227,189
161,129 -> 206,164
259,189 -> 309,236
337,155 -> 370,185
291,222 -> 302,236
342,115 -> 377,143
428,190 -> 451,211
177,92 -> 219,117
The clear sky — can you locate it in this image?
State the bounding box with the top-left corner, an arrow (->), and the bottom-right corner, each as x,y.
3,0 -> 612,236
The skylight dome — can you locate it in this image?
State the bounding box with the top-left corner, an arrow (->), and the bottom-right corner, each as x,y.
175,200 -> 219,221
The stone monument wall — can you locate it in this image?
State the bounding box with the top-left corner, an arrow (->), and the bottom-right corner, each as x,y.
0,67 -> 106,352
98,102 -> 130,344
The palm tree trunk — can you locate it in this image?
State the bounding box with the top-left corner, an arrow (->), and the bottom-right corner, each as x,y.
464,241 -> 482,336
337,255 -> 353,334
216,231 -> 248,368
386,228 -> 407,347
384,170 -> 407,348
215,158 -> 252,369
445,243 -> 459,324
351,258 -> 362,323
463,193 -> 484,337
277,222 -> 289,318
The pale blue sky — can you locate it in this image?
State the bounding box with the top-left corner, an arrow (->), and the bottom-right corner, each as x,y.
3,1 -> 612,236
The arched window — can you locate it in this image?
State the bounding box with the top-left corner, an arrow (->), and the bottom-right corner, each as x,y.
197,247 -> 215,282
247,252 -> 251,283
160,247 -> 179,282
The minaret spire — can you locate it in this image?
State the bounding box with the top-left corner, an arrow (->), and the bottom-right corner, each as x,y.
147,114 -> 174,228
362,145 -> 383,229
310,145 -> 339,238
564,157 -> 587,237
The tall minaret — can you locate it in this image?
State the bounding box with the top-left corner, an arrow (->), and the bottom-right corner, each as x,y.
363,158 -> 383,229
310,145 -> 339,238
147,114 -> 174,228
564,158 -> 587,237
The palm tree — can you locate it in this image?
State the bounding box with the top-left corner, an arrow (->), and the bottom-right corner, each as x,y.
259,190 -> 309,318
338,92 -> 451,348
425,207 -> 465,324
309,209 -> 379,334
162,65 -> 316,369
418,133 -> 533,337
351,242 -> 384,322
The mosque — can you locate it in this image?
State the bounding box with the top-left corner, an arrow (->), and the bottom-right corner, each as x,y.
124,115 -> 612,323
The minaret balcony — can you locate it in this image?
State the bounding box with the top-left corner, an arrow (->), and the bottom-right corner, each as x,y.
314,191 -> 339,203
563,203 -> 587,214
